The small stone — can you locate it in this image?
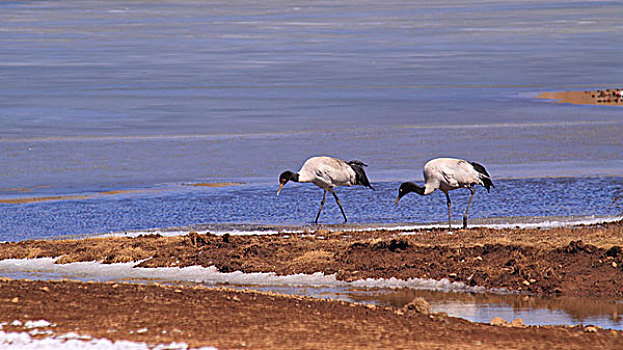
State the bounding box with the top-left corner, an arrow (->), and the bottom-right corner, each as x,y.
585,326 -> 598,333
510,318 -> 525,327
40,287 -> 50,293
449,273 -> 458,279
404,297 -> 432,315
365,304 -> 377,310
475,256 -> 483,261
11,297 -> 19,303
529,279 -> 537,284
174,289 -> 182,293
522,280 -> 531,286
490,317 -> 507,326
612,262 -> 618,268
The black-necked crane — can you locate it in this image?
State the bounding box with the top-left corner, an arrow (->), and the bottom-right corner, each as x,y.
277,156 -> 374,223
394,158 -> 494,230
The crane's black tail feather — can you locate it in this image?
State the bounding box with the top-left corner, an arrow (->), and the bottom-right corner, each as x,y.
470,161 -> 495,193
347,160 -> 375,190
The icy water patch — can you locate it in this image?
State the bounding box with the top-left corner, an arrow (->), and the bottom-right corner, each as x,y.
100,213 -> 623,239
1,259 -> 622,330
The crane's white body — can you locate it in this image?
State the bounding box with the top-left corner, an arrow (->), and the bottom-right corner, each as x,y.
395,157 -> 494,230
298,156 -> 358,189
422,158 -> 489,194
278,156 -> 373,223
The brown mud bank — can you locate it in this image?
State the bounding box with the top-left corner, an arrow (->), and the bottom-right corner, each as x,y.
2,220 -> 623,298
1,279 -> 622,350
538,88 -> 623,106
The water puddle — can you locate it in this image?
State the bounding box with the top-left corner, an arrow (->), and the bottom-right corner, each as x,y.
1,258 -> 622,330
348,288 -> 623,330
237,286 -> 623,330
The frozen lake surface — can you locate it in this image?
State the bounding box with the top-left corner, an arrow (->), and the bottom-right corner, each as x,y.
1,0 -> 622,195
0,0 -> 622,239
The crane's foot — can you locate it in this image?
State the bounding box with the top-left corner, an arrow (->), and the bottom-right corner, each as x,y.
462,216 -> 468,229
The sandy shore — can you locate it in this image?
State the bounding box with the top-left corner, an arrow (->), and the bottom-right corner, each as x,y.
538,88 -> 623,106
1,221 -> 623,348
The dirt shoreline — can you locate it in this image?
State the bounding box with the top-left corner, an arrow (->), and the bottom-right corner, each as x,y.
1,279 -> 622,349
2,221 -> 623,297
2,222 -> 623,348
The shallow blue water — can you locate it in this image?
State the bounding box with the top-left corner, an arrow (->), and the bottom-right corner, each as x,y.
0,176 -> 620,241
1,0 -> 622,240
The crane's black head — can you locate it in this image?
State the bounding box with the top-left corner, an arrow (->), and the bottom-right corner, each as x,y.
394,182 -> 425,205
277,171 -> 298,196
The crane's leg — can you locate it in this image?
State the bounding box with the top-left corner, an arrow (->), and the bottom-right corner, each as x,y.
314,189 -> 327,224
444,191 -> 452,230
463,187 -> 476,229
330,189 -> 348,223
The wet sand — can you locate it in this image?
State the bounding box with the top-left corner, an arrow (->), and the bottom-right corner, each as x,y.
185,182 -> 245,188
1,221 -> 623,348
538,88 -> 623,106
0,194 -> 96,204
0,189 -> 166,204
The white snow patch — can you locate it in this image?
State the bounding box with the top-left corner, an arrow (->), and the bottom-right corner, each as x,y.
29,329 -> 54,336
104,214 -> 623,238
109,228 -> 283,239
24,320 -> 53,329
57,332 -> 92,340
0,331 -> 217,350
0,258 -> 488,294
395,214 -> 623,234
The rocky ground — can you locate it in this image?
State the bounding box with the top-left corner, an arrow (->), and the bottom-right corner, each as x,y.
1,221 -> 623,348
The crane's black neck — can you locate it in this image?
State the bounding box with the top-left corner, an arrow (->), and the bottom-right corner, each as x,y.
400,182 -> 426,196
279,170 -> 299,183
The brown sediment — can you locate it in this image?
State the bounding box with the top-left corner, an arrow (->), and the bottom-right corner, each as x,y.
0,189 -> 167,204
2,220 -> 623,297
185,182 -> 245,187
0,194 -> 96,204
0,278 -> 621,350
0,187 -> 33,193
101,190 -> 150,195
538,88 -> 623,106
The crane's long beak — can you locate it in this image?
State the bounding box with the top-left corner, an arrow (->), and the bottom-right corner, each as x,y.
277,182 -> 285,196
394,195 -> 402,206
